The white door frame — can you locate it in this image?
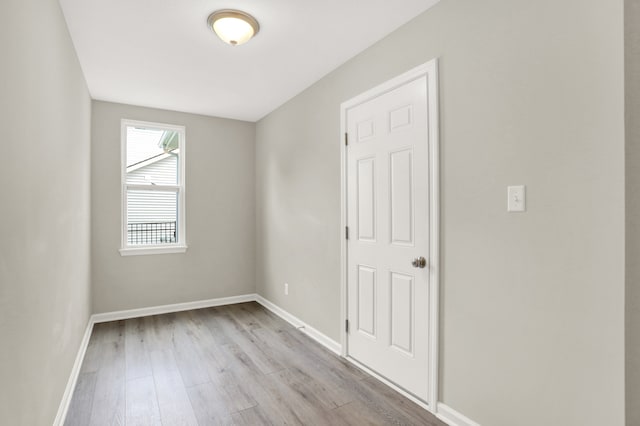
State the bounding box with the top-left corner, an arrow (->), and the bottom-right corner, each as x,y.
339,59 -> 440,411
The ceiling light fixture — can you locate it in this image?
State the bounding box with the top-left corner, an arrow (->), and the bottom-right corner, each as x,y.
207,9 -> 260,46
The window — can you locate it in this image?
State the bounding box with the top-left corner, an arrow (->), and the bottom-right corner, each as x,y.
120,119 -> 186,256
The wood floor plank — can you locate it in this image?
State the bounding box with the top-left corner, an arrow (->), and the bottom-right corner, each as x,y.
141,315 -> 167,353
230,406 -> 274,426
220,343 -> 303,425
125,376 -> 161,426
187,342 -> 258,415
181,310 -> 234,383
330,400 -> 391,426
339,375 -> 444,426
358,377 -> 445,426
185,382 -> 234,425
125,318 -> 152,380
88,321 -> 126,426
148,349 -> 198,426
64,372 -> 97,426
208,309 -> 286,375
170,317 -> 211,388
254,369 -> 338,426
81,323 -> 108,374
279,327 -> 369,382
222,340 -> 335,425
195,308 -> 235,347
223,303 -> 264,332
237,303 -> 369,383
227,302 -> 289,335
66,302 -> 446,426
248,326 -> 357,408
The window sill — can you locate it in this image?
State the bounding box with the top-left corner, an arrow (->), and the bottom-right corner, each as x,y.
119,245 -> 188,257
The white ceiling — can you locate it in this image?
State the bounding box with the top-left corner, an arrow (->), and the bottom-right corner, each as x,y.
59,0 -> 440,122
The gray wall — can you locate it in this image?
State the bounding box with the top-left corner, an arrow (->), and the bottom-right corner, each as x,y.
91,101 -> 255,313
627,0 -> 640,424
255,0 -> 625,425
0,0 -> 92,424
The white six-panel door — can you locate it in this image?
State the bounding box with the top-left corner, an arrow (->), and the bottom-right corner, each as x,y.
345,71 -> 434,403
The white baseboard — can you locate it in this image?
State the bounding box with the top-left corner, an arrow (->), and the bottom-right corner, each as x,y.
254,295 -> 342,355
437,403 -> 481,426
91,294 -> 256,323
52,318 -> 94,426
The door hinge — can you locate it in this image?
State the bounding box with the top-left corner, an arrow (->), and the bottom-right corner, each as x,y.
345,226 -> 349,240
345,319 -> 349,333
345,133 -> 349,146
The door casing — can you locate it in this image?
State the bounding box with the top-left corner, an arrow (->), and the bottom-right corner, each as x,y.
339,59 -> 440,411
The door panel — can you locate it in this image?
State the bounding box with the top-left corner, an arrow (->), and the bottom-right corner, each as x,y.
390,148 -> 413,245
357,119 -> 375,141
346,75 -> 430,401
357,158 -> 376,242
390,105 -> 413,131
357,266 -> 377,337
390,271 -> 414,355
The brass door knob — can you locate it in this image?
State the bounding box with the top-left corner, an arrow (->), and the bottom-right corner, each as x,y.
412,257 -> 427,268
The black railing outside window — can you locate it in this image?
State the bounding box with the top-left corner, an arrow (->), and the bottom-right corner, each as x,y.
128,221 -> 177,245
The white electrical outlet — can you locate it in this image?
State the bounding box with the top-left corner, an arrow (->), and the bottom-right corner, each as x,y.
284,283 -> 289,295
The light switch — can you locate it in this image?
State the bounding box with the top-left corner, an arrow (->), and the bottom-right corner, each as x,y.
507,185 -> 526,212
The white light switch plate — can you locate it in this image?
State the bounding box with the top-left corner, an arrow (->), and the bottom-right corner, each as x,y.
507,185 -> 526,212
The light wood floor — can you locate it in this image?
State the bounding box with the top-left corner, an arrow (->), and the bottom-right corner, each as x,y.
65,302 -> 445,425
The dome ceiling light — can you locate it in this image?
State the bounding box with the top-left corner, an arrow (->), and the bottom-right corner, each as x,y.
207,9 -> 260,46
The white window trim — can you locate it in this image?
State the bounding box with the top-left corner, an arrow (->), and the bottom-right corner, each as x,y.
119,119 -> 187,256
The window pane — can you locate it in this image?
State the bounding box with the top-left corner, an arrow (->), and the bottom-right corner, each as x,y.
126,126 -> 179,185
127,189 -> 178,245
